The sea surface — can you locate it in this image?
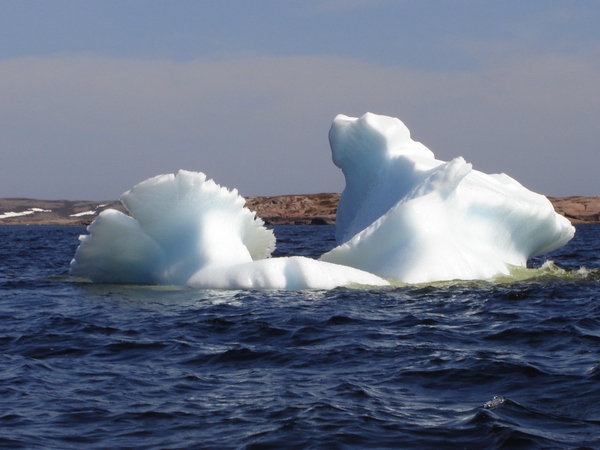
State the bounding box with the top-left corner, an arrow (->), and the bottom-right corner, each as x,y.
1,224 -> 599,449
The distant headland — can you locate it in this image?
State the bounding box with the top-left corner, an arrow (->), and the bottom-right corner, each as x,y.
0,194 -> 598,226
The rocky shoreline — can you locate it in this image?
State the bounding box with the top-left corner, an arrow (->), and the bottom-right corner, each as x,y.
0,194 -> 598,226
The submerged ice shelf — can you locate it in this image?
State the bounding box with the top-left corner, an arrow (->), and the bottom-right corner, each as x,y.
70,113 -> 575,289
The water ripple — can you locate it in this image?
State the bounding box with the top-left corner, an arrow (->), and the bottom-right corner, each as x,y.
0,225 -> 599,448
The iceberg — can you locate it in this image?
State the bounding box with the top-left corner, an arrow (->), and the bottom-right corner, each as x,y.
70,170 -> 389,289
320,113 -> 575,283
70,112 -> 575,289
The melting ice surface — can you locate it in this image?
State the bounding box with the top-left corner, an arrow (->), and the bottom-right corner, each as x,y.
70,112 -> 575,289
70,171 -> 389,289
321,113 -> 575,283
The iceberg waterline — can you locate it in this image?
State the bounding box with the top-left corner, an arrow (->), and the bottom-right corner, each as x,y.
70,113 -> 575,289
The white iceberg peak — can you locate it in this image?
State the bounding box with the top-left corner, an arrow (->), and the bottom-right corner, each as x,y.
329,112 -> 441,244
321,112 -> 575,283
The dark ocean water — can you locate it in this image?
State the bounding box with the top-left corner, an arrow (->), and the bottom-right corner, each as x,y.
1,224 -> 599,449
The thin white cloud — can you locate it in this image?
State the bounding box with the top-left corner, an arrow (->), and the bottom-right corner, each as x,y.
0,50 -> 598,200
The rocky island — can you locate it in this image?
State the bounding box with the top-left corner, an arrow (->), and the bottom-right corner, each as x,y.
0,194 -> 598,226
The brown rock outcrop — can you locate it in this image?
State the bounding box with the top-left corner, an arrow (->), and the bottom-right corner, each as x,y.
245,193 -> 340,225
548,196 -> 600,224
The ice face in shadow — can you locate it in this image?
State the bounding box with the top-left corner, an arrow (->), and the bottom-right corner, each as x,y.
320,113 -> 575,284
70,170 -> 389,290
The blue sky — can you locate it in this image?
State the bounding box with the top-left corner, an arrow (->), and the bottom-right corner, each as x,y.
1,0 -> 599,199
